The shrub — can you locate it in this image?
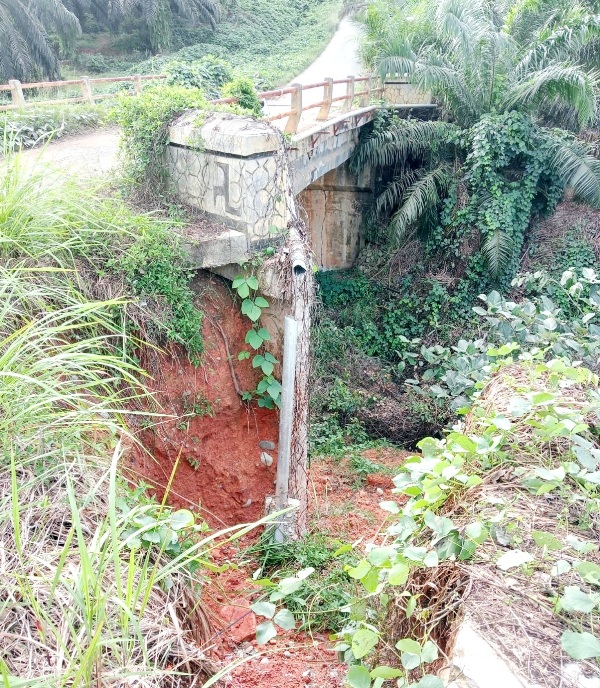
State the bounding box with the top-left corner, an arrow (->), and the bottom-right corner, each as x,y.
165,55 -> 233,98
110,84 -> 209,196
222,77 -> 263,115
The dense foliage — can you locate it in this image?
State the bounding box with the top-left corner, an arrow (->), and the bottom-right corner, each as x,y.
353,0 -> 600,281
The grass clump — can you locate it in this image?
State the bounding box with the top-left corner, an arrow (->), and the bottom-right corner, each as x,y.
1,103 -> 106,149
0,156 -> 218,685
249,533 -> 357,632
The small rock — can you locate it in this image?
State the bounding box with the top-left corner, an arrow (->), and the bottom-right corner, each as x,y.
218,598 -> 257,643
260,657 -> 269,665
376,487 -> 384,495
269,638 -> 277,645
330,670 -> 339,678
261,451 -> 274,467
242,499 -> 252,508
284,651 -> 292,658
259,440 -> 276,450
302,669 -> 313,683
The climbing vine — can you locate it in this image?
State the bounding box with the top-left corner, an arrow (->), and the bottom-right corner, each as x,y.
232,273 -> 282,409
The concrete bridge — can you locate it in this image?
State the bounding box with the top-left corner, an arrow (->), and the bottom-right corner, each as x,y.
166,77 -> 434,271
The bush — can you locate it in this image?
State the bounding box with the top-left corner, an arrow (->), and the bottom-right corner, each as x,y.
109,84 -> 209,195
165,55 -> 233,99
222,77 -> 263,115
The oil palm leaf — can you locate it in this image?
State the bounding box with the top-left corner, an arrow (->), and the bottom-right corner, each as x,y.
503,63 -> 599,125
388,163 -> 454,243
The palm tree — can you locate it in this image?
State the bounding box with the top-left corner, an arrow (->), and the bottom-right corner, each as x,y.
354,0 -> 600,279
0,0 -> 80,82
66,0 -> 221,52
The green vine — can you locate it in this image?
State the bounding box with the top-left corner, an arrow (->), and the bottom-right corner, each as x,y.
231,274 -> 282,409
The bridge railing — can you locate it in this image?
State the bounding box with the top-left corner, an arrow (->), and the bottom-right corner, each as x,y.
1,74 -> 384,131
0,74 -> 168,111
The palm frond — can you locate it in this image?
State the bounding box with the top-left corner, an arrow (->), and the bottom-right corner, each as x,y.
388,163 -> 454,244
351,119 -> 457,172
545,133 -> 600,206
504,63 -> 599,125
481,229 -> 514,278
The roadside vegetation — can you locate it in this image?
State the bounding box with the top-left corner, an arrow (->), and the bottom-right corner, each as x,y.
305,0 -> 600,685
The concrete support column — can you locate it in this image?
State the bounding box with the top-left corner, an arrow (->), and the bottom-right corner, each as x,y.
297,160 -> 373,270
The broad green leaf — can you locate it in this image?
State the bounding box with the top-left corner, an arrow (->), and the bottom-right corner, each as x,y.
273,608 -> 296,630
465,522 -> 488,544
388,561 -> 410,586
277,577 -> 304,595
424,510 -> 454,536
348,560 -> 372,580
352,628 -> 379,659
334,544 -> 353,556
254,296 -> 269,308
361,567 -> 381,593
245,329 -> 263,350
560,586 -> 599,613
575,561 -> 600,586
561,631 -> 600,660
370,666 -> 403,679
395,638 -> 421,654
496,550 -> 533,571
400,651 -> 420,671
405,595 -> 417,618
236,282 -> 250,298
345,665 -> 371,688
532,531 -> 562,551
251,601 -> 276,619
246,276 -> 259,290
421,640 -> 438,664
256,327 -> 271,341
256,621 -> 277,645
368,547 -> 395,566
169,509 -> 194,530
379,500 -> 400,514
551,560 -> 571,576
423,550 -> 439,567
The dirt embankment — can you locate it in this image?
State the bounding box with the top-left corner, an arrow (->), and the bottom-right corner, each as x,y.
127,272 -> 280,527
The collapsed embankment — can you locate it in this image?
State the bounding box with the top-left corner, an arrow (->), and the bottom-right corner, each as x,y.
128,272 -> 280,526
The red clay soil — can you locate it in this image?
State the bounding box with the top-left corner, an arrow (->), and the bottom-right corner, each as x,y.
203,447 -> 412,687
127,272 -> 280,527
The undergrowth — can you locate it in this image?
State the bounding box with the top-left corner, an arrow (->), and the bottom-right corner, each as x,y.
0,155 -> 264,686
1,103 -> 106,149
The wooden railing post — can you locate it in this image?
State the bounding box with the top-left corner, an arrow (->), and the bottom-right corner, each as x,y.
8,80 -> 25,109
317,77 -> 333,121
80,76 -> 94,105
285,83 -> 303,134
343,75 -> 355,113
132,74 -> 143,95
361,76 -> 372,107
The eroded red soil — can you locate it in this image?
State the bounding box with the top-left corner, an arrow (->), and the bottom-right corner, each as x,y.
203,447 -> 412,687
128,273 -> 280,527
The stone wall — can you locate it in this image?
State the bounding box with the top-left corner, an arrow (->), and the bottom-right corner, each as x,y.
383,80 -> 432,105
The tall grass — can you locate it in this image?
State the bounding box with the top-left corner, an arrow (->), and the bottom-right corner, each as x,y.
0,156 -> 258,686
